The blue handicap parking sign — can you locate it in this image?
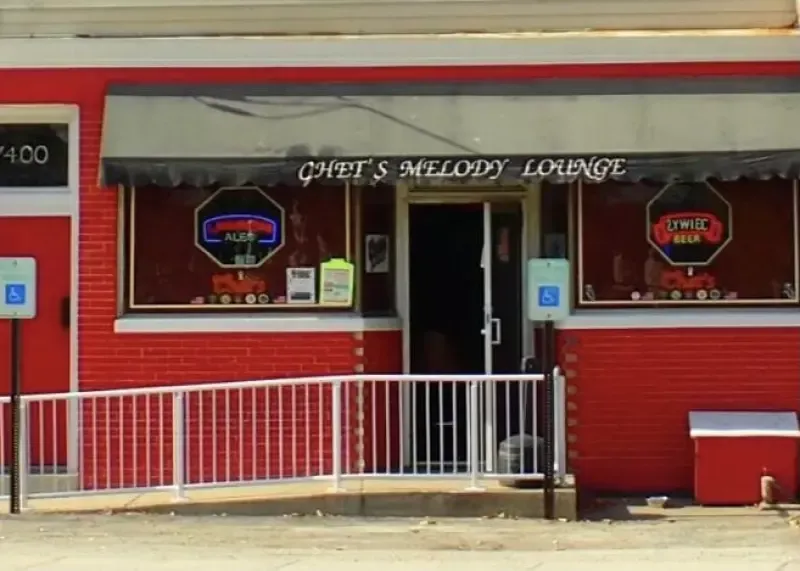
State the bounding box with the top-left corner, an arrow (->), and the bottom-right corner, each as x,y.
5,283 -> 26,306
538,285 -> 560,308
527,259 -> 570,322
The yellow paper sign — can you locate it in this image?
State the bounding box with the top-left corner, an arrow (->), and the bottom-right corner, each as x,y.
319,258 -> 355,307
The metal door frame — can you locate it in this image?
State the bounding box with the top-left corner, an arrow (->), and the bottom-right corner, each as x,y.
398,182 -> 536,470
481,202 -> 494,470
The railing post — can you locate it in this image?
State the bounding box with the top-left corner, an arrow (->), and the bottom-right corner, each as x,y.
467,379 -> 482,491
18,400 -> 28,511
355,379 -> 365,475
330,380 -> 343,492
553,367 -> 567,481
172,391 -> 186,502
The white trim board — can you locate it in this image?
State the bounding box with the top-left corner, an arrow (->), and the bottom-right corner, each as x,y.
114,315 -> 402,334
0,192 -> 72,217
557,309 -> 800,330
0,1 -> 791,38
1,33 -> 800,68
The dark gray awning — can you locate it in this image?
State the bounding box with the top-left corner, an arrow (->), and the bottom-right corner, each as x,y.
100,81 -> 800,187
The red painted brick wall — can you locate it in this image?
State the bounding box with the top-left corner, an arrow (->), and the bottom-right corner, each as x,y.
558,327 -> 800,494
360,330 -> 403,473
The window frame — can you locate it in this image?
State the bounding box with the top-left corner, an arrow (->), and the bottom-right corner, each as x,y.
0,120 -> 71,191
123,183 -> 358,313
575,179 -> 800,308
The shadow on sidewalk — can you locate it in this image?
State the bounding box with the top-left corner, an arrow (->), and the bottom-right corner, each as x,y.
581,495 -> 800,523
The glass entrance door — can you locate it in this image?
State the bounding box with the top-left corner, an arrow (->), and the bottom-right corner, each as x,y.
481,201 -> 524,470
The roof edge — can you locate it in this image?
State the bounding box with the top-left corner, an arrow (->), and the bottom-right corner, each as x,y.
2,32 -> 800,68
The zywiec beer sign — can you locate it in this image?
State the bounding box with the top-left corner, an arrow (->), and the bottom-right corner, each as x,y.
651,213 -> 724,247
646,182 -> 732,267
195,186 -> 285,268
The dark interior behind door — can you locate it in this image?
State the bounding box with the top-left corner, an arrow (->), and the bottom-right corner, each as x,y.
409,204 -> 483,469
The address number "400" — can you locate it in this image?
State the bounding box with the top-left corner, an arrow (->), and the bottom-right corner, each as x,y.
0,145 -> 50,165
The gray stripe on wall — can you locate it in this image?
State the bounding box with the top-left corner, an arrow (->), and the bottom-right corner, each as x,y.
106,76 -> 800,98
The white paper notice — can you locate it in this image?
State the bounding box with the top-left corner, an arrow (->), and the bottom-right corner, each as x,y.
286,267 -> 316,304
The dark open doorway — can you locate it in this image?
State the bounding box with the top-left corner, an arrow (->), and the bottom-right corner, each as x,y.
408,201 -> 524,472
409,204 -> 483,469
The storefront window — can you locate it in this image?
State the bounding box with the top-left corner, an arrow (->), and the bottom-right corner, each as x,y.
577,180 -> 798,306
124,184 -> 396,313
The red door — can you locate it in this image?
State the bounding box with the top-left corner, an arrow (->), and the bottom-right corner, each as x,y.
0,216 -> 71,468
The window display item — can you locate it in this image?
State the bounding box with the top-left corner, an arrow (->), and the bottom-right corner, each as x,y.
286,267 -> 316,304
194,186 -> 286,269
365,234 -> 390,274
319,258 -> 355,307
646,182 -> 731,267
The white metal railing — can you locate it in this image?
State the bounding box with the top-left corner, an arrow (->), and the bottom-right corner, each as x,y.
0,369 -> 566,507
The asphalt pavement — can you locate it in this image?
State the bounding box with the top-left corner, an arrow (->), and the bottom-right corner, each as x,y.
3,545 -> 800,571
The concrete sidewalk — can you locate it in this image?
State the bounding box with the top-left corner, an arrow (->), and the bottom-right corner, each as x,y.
0,478 -> 577,519
1,503 -> 799,569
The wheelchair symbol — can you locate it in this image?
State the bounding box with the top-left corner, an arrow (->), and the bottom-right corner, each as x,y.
4,283 -> 26,306
538,285 -> 560,308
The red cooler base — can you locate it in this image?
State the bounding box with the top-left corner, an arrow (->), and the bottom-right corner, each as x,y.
694,437 -> 798,505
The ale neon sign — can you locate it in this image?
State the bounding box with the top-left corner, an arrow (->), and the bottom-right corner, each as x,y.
201,214 -> 279,245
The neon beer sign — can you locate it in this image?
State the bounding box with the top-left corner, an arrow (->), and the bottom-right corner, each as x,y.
651,212 -> 724,248
646,182 -> 732,267
202,214 -> 279,245
194,186 -> 286,269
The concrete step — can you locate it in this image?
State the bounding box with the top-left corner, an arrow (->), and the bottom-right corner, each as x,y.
0,473 -> 79,496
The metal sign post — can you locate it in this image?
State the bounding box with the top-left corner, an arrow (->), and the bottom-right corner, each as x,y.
0,257 -> 38,515
9,318 -> 21,514
526,259 -> 570,520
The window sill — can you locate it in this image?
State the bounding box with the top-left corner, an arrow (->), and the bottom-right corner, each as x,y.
557,308 -> 800,330
114,313 -> 401,334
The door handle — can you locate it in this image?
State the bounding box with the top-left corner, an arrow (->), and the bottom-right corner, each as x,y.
491,318 -> 501,346
60,296 -> 70,329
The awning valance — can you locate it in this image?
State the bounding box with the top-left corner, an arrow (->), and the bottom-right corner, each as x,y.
100,81 -> 800,187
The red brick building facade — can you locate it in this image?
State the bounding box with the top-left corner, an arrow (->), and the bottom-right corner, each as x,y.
1,37 -> 799,495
